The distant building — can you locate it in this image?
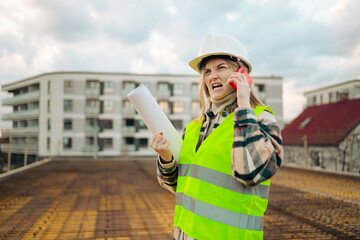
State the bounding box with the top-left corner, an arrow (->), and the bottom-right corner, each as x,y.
304,79 -> 360,106
282,98 -> 360,173
1,71 -> 283,164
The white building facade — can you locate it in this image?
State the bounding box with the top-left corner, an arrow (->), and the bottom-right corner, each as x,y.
1,71 -> 283,160
304,79 -> 360,106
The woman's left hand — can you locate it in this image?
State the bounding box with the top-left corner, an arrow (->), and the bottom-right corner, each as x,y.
226,72 -> 251,108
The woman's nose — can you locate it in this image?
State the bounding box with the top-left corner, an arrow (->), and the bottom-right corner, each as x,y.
209,70 -> 218,80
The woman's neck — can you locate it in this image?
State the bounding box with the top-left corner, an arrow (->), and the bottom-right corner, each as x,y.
210,92 -> 237,115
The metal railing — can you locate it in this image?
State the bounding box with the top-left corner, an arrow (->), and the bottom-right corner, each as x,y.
2,91 -> 40,105
2,109 -> 40,120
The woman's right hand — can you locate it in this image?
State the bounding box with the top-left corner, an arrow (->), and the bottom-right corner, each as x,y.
150,132 -> 173,162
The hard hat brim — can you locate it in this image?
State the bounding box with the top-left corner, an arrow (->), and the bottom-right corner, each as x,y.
189,52 -> 253,73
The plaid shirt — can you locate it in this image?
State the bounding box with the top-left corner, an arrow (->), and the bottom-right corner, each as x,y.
156,102 -> 283,240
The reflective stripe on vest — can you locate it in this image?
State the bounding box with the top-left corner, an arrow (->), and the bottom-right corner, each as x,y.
174,106 -> 274,240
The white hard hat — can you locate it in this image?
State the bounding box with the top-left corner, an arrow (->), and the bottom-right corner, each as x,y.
189,33 -> 252,73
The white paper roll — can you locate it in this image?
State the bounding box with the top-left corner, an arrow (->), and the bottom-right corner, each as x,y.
127,85 -> 183,160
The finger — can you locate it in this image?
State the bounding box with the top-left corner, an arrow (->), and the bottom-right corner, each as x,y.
159,137 -> 167,145
150,133 -> 162,148
164,140 -> 170,149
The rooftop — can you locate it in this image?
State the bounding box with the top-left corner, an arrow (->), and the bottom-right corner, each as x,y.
282,98 -> 360,146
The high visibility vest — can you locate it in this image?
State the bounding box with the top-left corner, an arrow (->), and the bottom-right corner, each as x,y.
174,106 -> 274,240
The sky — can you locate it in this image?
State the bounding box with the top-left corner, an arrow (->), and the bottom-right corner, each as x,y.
1,0 -> 360,128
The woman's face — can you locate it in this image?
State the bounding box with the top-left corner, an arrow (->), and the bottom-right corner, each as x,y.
203,58 -> 235,100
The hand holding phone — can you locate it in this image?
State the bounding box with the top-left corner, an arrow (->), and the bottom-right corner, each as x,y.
229,67 -> 253,91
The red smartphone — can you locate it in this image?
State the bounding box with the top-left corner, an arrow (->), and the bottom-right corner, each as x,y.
230,67 -> 253,91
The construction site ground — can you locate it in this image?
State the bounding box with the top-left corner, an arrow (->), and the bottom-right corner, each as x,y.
0,159 -> 359,240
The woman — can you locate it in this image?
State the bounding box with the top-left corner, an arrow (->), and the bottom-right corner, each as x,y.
150,33 -> 283,240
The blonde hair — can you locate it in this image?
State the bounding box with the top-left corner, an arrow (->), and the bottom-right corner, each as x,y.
197,57 -> 264,121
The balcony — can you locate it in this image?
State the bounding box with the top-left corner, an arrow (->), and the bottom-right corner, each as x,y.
85,125 -> 100,133
121,108 -> 136,115
157,90 -> 171,99
85,107 -> 100,115
124,144 -> 136,152
82,145 -> 99,153
122,88 -> 136,96
85,88 -> 100,97
1,143 -> 38,153
2,109 -> 40,120
1,127 -> 39,136
2,91 -> 40,105
122,126 -> 136,134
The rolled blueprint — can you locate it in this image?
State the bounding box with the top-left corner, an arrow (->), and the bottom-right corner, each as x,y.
127,85 -> 183,160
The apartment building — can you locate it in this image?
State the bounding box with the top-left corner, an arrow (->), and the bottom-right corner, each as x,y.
304,79 -> 360,106
1,71 -> 283,160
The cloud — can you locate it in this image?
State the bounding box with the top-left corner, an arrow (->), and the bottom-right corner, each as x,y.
282,80 -> 307,123
0,0 -> 359,123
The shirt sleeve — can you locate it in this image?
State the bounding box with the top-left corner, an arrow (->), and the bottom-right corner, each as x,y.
232,107 -> 283,186
156,155 -> 178,194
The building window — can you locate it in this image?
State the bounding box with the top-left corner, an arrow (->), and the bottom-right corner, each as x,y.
173,83 -> 185,96
191,83 -> 198,98
256,84 -> 265,92
138,138 -> 148,148
64,119 -> 73,130
102,138 -> 113,149
20,120 -> 27,128
122,100 -> 134,114
355,86 -> 360,98
47,137 -> 50,150
158,82 -> 169,91
125,118 -> 135,126
159,100 -> 170,114
47,119 -> 51,131
329,92 -> 333,102
122,81 -> 137,94
86,99 -> 99,108
86,80 -> 99,89
192,101 -> 201,112
64,99 -> 73,112
298,117 -> 312,129
103,81 -> 115,94
101,119 -> 113,130
312,96 -> 317,105
47,138 -> 50,151
64,80 -> 74,93
123,100 -> 132,109
48,99 -> 51,113
48,80 -> 52,94
158,82 -> 170,98
86,137 -> 94,145
63,137 -> 72,149
173,101 -> 184,114
125,137 -> 135,145
171,120 -> 183,129
320,94 -> 323,104
103,100 -> 114,113
138,119 -> 147,130
86,118 -> 98,126
336,91 -> 339,101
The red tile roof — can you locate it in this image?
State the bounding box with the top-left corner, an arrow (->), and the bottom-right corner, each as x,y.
282,98 -> 360,146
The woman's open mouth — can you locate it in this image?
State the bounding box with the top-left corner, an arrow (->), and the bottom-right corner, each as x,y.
212,83 -> 223,90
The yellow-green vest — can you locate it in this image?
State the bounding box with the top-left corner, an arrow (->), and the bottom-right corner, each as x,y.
174,106 -> 274,240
